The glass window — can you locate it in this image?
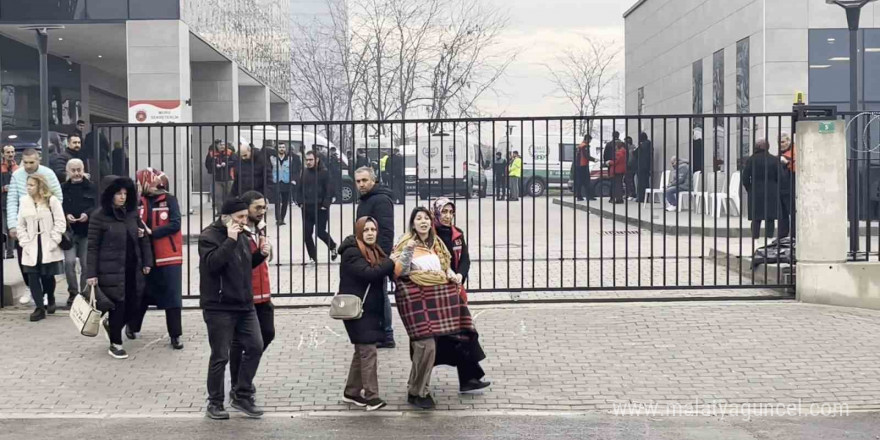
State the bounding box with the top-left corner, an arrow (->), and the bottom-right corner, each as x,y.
737,37 -> 750,163
693,60 -> 703,114
129,0 -> 178,19
713,49 -> 725,171
808,29 -> 852,104
558,143 -> 577,162
85,0 -> 127,19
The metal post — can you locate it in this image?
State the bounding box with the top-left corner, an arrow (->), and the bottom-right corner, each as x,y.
847,7 -> 860,252
36,29 -> 49,165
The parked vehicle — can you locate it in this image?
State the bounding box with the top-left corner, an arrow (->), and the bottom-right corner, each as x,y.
416,132 -> 488,200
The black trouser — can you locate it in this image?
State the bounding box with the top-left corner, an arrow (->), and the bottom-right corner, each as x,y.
302,205 -> 336,260
624,172 -> 636,199
230,301 -> 274,395
611,175 -> 624,202
276,183 -> 292,222
751,219 -> 776,240
127,304 -> 182,338
106,296 -> 140,345
203,309 -> 263,405
457,359 -> 486,387
574,166 -> 592,199
27,272 -> 56,308
494,174 -> 506,199
636,171 -> 650,203
779,175 -> 796,238
391,178 -> 405,203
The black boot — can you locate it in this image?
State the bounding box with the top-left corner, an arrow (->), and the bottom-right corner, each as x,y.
29,308 -> 46,322
46,296 -> 56,315
171,337 -> 184,350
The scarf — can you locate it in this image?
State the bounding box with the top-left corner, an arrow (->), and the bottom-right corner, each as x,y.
355,216 -> 386,267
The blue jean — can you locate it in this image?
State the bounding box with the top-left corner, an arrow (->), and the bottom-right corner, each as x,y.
665,187 -> 682,206
382,281 -> 394,341
63,234 -> 88,295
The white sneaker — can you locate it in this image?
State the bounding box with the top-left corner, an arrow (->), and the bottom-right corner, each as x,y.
665,205 -> 677,212
18,295 -> 31,305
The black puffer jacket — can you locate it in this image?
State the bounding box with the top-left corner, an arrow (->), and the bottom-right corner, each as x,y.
62,178 -> 97,237
298,166 -> 334,208
86,176 -> 153,303
232,149 -> 273,197
337,236 -> 395,344
198,219 -> 267,311
355,185 -> 395,254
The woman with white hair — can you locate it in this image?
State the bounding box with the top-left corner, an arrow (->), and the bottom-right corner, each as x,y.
61,158 -> 97,307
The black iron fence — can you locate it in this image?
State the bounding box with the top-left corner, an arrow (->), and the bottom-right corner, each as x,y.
2,113 -> 806,306
840,111 -> 880,262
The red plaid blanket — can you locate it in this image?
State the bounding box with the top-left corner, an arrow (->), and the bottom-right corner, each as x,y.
394,279 -> 475,340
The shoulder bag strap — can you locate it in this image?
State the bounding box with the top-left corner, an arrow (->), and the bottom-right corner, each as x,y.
362,284 -> 370,302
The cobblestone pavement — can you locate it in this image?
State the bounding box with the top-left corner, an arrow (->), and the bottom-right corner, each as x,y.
1,300 -> 879,417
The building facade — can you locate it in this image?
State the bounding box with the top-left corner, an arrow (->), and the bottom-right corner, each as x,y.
624,0 -> 880,171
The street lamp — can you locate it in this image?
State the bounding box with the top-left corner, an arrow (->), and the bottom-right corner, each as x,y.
826,0 -> 877,253
20,25 -> 64,165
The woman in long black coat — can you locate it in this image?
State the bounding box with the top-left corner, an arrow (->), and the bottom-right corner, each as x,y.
742,139 -> 781,239
337,216 -> 395,411
86,176 -> 153,360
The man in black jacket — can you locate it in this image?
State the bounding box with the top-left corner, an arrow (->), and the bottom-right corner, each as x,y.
635,132 -> 653,203
386,148 -> 406,204
298,151 -> 337,264
199,197 -> 268,420
354,166 -> 396,348
493,152 -> 507,200
61,158 -> 96,307
232,144 -> 273,198
51,134 -> 89,183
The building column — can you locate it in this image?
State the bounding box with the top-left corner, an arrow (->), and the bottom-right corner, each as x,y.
270,102 -> 291,122
191,61 -> 239,194
126,20 -> 192,212
239,85 -> 270,123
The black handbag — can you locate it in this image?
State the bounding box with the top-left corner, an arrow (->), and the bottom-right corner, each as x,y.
48,199 -> 73,250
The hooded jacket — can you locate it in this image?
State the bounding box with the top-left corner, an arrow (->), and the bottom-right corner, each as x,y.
86,176 -> 153,302
355,185 -> 395,254
337,235 -> 395,344
198,218 -> 267,311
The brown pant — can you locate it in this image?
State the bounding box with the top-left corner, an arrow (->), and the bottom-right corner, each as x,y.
407,338 -> 436,397
345,344 -> 379,400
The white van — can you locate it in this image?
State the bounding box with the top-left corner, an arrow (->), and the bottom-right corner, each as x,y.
496,135 -> 605,197
415,132 -> 488,199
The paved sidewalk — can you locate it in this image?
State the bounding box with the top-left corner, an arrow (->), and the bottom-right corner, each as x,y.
1,300 -> 879,417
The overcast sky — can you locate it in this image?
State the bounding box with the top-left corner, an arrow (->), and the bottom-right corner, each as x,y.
480,0 -> 628,117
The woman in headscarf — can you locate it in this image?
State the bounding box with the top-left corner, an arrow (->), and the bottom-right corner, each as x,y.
86,176 -> 153,360
125,168 -> 185,350
432,198 -> 490,395
337,216 -> 395,411
390,206 -> 483,410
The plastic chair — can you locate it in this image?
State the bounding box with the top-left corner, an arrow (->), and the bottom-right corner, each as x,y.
642,170 -> 671,210
676,171 -> 702,212
707,171 -> 741,217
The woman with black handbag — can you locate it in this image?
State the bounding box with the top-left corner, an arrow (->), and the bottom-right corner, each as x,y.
86,176 -> 153,360
336,216 -> 395,411
17,174 -> 67,321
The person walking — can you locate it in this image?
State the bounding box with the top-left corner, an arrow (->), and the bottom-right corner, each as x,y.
2,145 -> 19,258
742,139 -> 781,239
493,152 -> 507,200
779,134 -> 796,238
507,151 -> 522,201
61,159 -> 95,308
338,216 -> 396,411
198,197 -> 267,420
298,151 -> 337,264
387,148 -> 406,204
204,142 -> 237,216
51,134 -> 89,184
572,135 -> 596,201
86,176 -> 153,360
432,198 -> 490,394
18,174 -> 66,321
663,156 -> 692,212
228,190 -> 275,400
634,132 -> 653,203
390,207 -> 478,410
354,166 -> 396,348
125,168 -> 184,350
606,141 -> 627,204
232,144 -> 272,198
271,143 -> 295,225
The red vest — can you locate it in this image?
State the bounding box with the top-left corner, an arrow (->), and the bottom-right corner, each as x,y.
139,194 -> 183,267
248,234 -> 271,304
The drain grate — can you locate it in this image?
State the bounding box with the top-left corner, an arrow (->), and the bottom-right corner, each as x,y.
601,231 -> 641,236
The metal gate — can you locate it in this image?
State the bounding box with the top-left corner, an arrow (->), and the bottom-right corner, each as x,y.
14,113 -> 802,304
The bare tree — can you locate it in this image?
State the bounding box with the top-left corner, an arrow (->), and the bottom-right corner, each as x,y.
545,36 -> 620,136
425,0 -> 515,130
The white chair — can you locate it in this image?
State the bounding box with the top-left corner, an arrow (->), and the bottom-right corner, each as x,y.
642,170 -> 671,210
707,171 -> 741,217
676,171 -> 702,212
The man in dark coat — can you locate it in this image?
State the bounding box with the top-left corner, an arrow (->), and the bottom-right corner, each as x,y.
61,158 -> 96,307
635,132 -> 653,203
742,139 -> 780,239
386,148 -> 406,204
354,166 -> 396,348
50,134 -> 89,183
232,144 -> 273,197
493,151 -> 507,200
86,176 -> 153,360
603,131 -> 621,163
298,151 -> 337,263
572,135 -> 596,201
198,197 -> 268,420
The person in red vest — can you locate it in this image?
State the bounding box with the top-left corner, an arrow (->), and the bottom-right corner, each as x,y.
230,190 -> 274,400
127,167 -> 184,350
606,140 -> 627,204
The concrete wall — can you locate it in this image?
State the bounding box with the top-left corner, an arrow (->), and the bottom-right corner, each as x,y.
191,61 -> 239,123
239,85 -> 270,122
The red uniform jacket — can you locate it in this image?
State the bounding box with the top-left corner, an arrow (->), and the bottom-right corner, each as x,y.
248,224 -> 271,304
608,147 -> 627,177
139,193 -> 183,267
